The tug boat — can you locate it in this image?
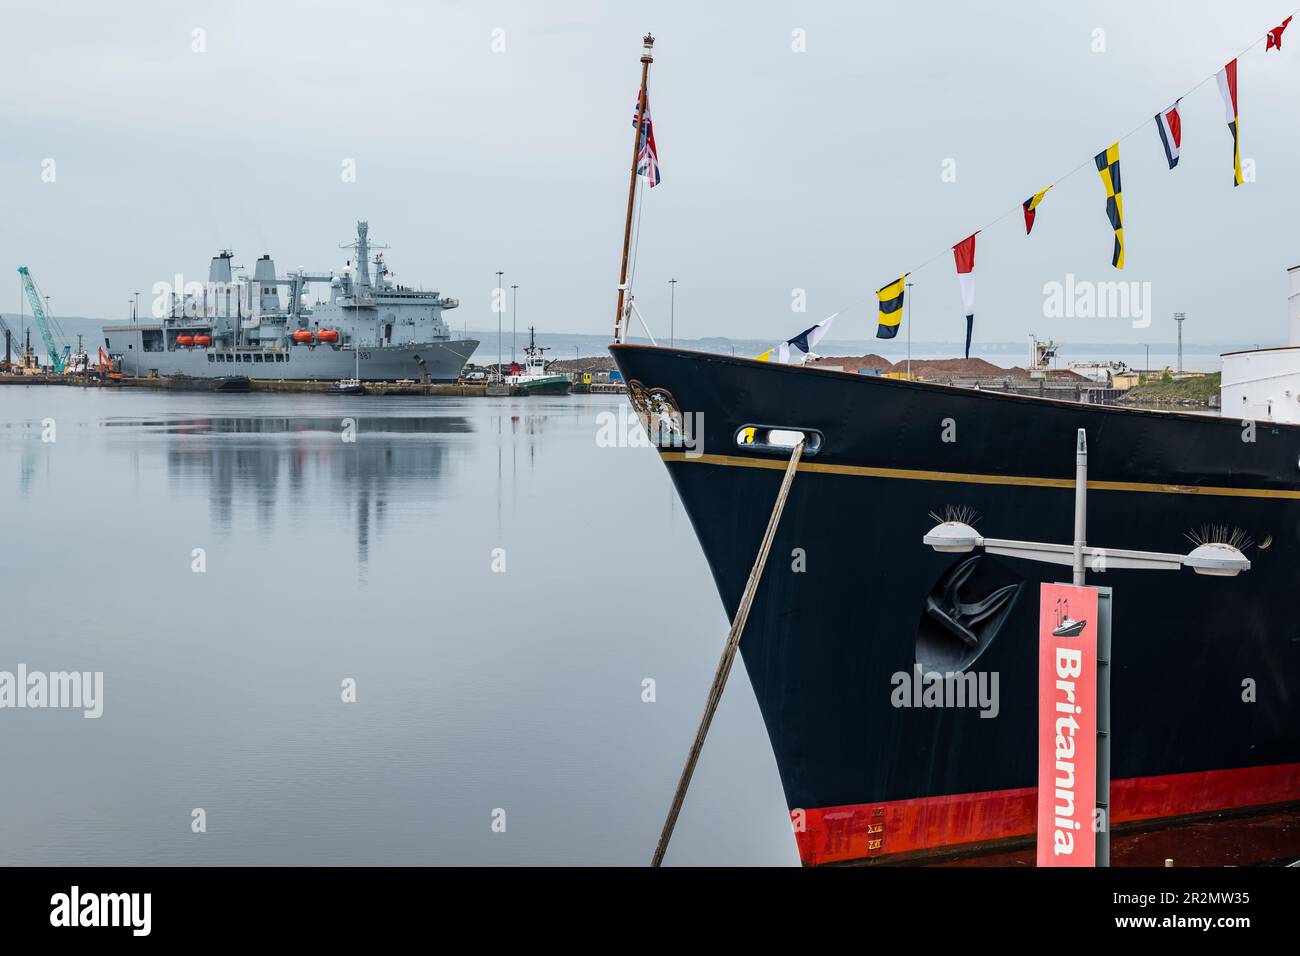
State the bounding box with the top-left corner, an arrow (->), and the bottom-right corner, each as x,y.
505,327 -> 570,396
325,378 -> 366,395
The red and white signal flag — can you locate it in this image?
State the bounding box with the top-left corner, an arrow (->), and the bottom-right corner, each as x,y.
952,233 -> 977,359
1267,16 -> 1292,50
1154,99 -> 1182,170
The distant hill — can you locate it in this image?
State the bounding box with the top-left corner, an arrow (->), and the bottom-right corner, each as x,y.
809,354 -> 1089,381
0,312 -> 1262,371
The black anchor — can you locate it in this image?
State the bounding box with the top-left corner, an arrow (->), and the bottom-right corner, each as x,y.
924,555 -> 1019,649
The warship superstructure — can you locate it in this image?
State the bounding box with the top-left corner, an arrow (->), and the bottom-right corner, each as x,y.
102,222 -> 478,381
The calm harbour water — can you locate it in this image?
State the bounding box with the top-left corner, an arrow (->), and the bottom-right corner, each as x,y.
0,386 -> 797,866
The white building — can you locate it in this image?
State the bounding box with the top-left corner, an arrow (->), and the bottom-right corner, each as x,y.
1220,264 -> 1300,423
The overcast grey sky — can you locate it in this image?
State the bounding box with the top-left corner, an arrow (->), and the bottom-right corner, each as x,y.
2,0 -> 1298,346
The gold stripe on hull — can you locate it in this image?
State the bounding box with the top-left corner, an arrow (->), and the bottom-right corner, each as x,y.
658,451 -> 1300,502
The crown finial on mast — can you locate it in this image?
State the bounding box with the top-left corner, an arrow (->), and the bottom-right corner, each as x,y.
642,33 -> 654,62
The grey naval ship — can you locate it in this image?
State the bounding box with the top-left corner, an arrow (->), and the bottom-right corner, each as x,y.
102,221 -> 478,381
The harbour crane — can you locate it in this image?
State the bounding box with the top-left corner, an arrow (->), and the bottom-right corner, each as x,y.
17,265 -> 68,372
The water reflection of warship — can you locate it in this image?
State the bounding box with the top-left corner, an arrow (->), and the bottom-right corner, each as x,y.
103,221 -> 478,382
161,415 -> 471,563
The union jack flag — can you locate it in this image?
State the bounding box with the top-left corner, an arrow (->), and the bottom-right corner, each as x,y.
632,91 -> 661,187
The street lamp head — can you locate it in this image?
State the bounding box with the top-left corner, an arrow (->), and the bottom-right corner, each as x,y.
1183,542 -> 1251,577
923,520 -> 980,554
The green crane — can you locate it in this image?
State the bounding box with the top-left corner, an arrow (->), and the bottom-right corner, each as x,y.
17,265 -> 66,372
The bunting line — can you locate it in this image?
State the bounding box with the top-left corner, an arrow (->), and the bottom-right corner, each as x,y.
832,9 -> 1298,349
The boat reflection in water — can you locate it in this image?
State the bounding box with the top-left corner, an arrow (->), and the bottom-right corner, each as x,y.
4,389 -> 770,867
155,414 -> 473,569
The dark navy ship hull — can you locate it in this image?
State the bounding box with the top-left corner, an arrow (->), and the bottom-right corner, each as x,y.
611,344 -> 1300,865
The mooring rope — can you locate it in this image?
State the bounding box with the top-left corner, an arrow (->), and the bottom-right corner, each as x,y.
651,436 -> 806,867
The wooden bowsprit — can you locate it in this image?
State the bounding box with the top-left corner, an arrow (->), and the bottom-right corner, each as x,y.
651,438 -> 806,867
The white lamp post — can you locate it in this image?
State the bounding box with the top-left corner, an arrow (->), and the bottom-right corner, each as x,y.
923,430 -> 1249,580
921,428 -> 1249,865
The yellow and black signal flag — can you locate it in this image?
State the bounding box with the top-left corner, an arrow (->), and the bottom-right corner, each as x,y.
876,275 -> 908,339
1094,143 -> 1124,269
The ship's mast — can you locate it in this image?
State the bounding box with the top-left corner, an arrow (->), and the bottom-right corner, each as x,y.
355,221 -> 370,293
526,324 -> 547,371
614,33 -> 654,343
340,221 -> 389,298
